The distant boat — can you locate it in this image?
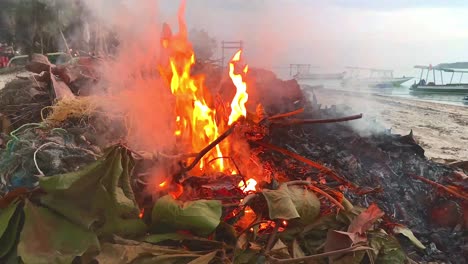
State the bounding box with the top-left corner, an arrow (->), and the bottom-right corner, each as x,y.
411,65 -> 468,94
341,67 -> 413,88
294,72 -> 345,80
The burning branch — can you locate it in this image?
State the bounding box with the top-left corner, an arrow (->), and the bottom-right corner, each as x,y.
174,121 -> 240,181
267,108 -> 304,121
409,174 -> 468,201
252,141 -> 359,190
270,113 -> 363,127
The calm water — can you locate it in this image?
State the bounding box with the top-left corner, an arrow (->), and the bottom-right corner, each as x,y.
273,68 -> 468,107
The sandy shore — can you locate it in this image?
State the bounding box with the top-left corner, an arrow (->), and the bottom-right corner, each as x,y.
309,88 -> 468,162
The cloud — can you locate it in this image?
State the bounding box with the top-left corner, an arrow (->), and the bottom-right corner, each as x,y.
330,0 -> 468,11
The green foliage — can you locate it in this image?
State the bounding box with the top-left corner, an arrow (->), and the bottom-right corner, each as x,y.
151,195 -> 222,236
17,200 -> 99,264
39,145 -> 146,237
0,200 -> 22,260
262,184 -> 320,224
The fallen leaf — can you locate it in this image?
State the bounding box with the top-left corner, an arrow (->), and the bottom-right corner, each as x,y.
262,184 -> 320,223
348,203 -> 384,235
291,239 -> 305,258
151,195 -> 222,236
368,231 -> 406,264
39,146 -> 146,237
95,242 -> 202,264
145,233 -> 190,244
187,251 -> 217,264
0,200 -> 22,258
17,200 -> 99,264
393,226 -> 426,250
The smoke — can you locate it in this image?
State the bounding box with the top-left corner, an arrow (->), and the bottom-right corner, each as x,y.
76,0 -> 179,153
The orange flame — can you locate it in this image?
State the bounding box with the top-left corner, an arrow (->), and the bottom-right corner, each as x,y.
158,1 -> 249,174
238,178 -> 257,192
228,50 -> 249,125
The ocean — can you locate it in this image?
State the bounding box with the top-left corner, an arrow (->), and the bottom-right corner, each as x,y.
273,67 -> 468,107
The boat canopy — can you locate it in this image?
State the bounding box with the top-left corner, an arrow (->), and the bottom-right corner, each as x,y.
414,65 -> 468,73
346,66 -> 393,73
413,65 -> 468,85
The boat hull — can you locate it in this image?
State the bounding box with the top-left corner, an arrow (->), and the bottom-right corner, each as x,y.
295,73 -> 345,80
342,77 -> 413,88
410,85 -> 468,94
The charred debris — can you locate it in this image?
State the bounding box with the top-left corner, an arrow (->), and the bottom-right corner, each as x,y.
0,54 -> 466,264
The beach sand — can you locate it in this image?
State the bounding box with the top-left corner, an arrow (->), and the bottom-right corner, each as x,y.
309,88 -> 468,162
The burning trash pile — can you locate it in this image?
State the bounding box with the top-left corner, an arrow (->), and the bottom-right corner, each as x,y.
0,3 -> 467,264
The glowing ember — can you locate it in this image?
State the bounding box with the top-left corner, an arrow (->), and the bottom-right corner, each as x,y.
228,50 -> 249,125
139,208 -> 144,219
159,181 -> 167,188
238,178 -> 257,192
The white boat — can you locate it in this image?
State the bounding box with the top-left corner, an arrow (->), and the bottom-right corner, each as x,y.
341,67 -> 413,88
411,65 -> 468,94
294,72 -> 345,80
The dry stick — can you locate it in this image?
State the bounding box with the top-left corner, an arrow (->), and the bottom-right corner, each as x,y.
409,173 -> 468,201
252,141 -> 359,190
267,245 -> 374,264
267,108 -> 305,120
265,219 -> 281,255
175,121 -> 239,181
271,113 -> 363,126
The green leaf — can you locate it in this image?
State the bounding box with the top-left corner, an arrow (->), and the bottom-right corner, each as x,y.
151,195 -> 222,236
17,200 -> 99,264
393,226 -> 426,250
145,233 -> 191,244
368,231 -> 406,264
0,200 -> 20,238
39,146 -> 146,237
187,251 -> 217,264
0,200 -> 22,258
262,184 -> 320,223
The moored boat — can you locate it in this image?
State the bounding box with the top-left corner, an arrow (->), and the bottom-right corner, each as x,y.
341,67 -> 412,88
294,72 -> 345,80
410,65 -> 468,94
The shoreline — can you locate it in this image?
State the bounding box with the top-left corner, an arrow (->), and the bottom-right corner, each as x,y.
306,87 -> 468,162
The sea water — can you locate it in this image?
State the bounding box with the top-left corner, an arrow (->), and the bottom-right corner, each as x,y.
273,67 -> 468,107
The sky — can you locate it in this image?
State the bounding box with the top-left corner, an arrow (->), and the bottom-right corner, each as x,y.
156,0 -> 468,74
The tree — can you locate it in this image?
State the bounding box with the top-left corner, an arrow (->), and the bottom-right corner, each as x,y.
189,28 -> 217,62
0,0 -> 85,54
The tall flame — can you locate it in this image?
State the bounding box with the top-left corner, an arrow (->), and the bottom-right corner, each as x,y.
159,1 -> 248,174
228,50 -> 249,125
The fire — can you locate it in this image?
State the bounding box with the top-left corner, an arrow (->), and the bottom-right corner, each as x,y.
238,178 -> 257,192
159,1 -> 249,174
159,181 -> 167,188
228,50 -> 249,125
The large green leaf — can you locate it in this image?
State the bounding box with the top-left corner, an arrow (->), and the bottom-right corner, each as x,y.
151,195 -> 222,236
368,231 -> 406,264
17,200 -> 99,264
0,200 -> 19,238
39,145 -> 146,237
262,184 -> 320,223
0,200 -> 22,258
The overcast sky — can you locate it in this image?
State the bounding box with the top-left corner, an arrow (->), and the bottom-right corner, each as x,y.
156,0 -> 468,71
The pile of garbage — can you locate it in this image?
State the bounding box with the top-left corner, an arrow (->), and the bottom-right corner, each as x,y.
0,56 -> 466,264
